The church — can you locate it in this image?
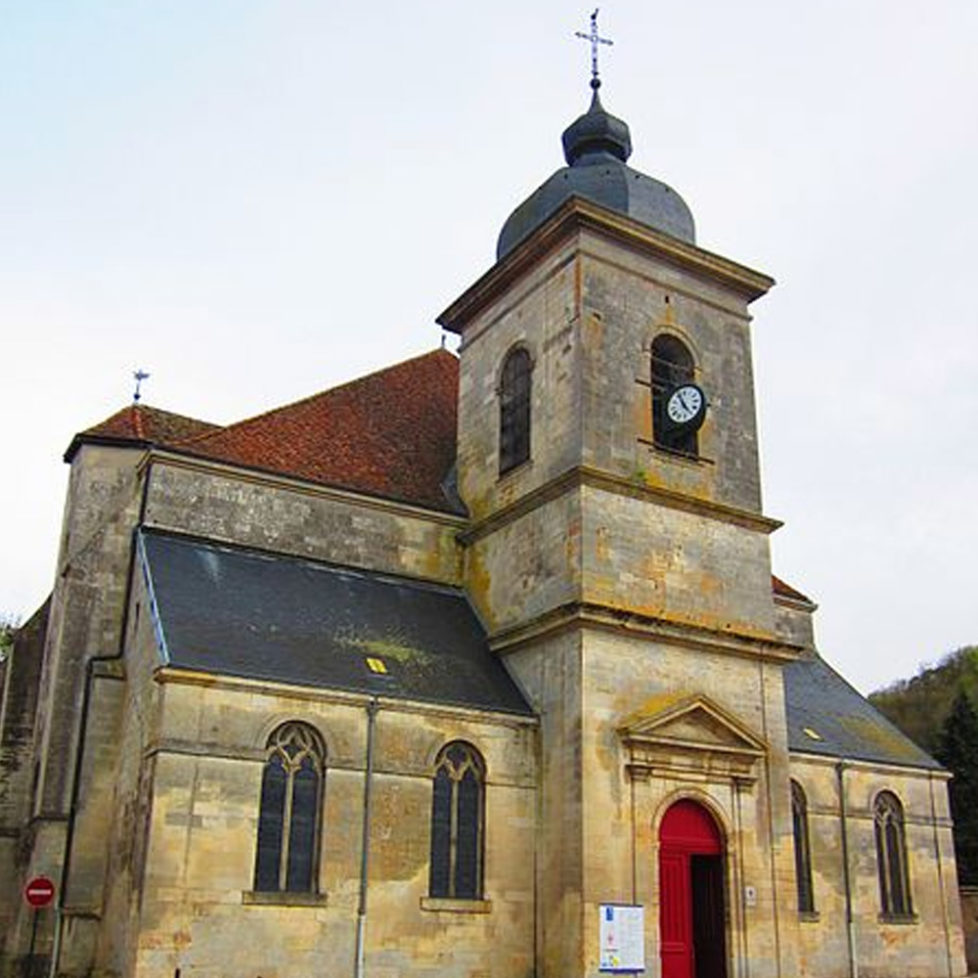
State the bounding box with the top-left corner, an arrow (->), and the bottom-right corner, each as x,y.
0,55 -> 967,978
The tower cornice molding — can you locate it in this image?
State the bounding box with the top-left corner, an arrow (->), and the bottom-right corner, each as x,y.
487,600 -> 802,664
457,464 -> 782,546
438,196 -> 775,334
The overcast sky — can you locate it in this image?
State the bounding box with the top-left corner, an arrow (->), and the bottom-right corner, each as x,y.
2,1 -> 975,693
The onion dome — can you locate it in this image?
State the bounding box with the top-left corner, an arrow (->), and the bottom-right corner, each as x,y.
497,88 -> 695,259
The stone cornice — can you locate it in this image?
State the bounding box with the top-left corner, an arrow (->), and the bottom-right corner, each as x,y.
774,592 -> 819,613
141,450 -> 468,528
437,196 -> 775,333
458,464 -> 781,545
489,601 -> 802,664
152,666 -> 538,729
789,750 -> 950,780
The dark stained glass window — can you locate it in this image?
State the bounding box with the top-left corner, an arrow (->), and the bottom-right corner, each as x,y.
651,333 -> 698,455
429,741 -> 485,899
254,722 -> 325,893
499,348 -> 532,474
791,780 -> 815,913
875,791 -> 912,916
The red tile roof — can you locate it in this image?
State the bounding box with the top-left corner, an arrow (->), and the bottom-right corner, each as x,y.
772,575 -> 813,605
178,349 -> 460,511
66,405 -> 221,460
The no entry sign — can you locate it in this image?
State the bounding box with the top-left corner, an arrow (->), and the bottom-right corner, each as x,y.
24,876 -> 55,909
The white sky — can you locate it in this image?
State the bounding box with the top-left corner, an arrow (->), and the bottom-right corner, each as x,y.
2,1 -> 975,693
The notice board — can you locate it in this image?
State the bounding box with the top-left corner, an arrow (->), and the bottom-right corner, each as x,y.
598,903 -> 644,972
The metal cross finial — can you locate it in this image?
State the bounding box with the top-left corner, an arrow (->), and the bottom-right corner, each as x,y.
575,9 -> 613,90
133,369 -> 150,403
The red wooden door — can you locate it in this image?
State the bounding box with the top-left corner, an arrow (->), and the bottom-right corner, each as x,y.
659,801 -> 726,978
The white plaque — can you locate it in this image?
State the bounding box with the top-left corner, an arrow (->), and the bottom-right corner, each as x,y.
599,903 -> 645,972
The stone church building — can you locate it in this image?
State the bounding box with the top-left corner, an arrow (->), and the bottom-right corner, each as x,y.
0,80 -> 967,978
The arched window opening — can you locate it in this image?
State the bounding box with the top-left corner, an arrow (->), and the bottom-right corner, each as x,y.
254,722 -> 325,893
499,348 -> 531,474
651,334 -> 698,455
875,791 -> 912,917
791,781 -> 815,913
429,741 -> 485,899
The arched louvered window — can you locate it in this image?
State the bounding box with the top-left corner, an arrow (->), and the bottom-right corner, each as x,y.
254,722 -> 325,892
875,791 -> 912,917
499,347 -> 532,474
791,781 -> 815,913
651,334 -> 698,455
429,741 -> 486,900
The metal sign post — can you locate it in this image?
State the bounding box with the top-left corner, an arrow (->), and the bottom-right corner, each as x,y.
23,877 -> 56,978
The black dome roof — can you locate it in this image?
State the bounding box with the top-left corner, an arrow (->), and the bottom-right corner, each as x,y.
497,89 -> 695,259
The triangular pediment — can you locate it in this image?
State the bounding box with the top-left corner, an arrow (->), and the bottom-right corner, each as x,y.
619,692 -> 766,757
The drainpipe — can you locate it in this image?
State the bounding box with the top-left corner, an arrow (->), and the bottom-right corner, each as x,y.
836,761 -> 858,978
50,461 -> 153,978
354,698 -> 379,978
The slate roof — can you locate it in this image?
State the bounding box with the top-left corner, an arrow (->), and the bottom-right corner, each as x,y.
784,654 -> 940,770
134,530 -> 930,766
139,529 -> 533,716
497,91 -> 695,259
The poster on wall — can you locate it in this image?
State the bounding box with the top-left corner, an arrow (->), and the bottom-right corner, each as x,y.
598,904 -> 645,972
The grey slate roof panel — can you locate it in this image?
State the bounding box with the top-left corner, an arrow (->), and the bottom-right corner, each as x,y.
140,530 -> 533,716
784,654 -> 941,770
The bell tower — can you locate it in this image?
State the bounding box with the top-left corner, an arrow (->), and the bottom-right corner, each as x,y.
439,65 -> 798,978
440,84 -> 779,644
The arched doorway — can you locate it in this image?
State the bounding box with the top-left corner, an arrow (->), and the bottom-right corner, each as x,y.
659,800 -> 727,978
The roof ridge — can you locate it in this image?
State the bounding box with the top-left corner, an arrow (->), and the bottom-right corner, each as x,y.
183,347 -> 455,448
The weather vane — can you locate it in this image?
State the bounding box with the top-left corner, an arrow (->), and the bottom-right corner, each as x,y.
133,369 -> 150,403
575,9 -> 613,90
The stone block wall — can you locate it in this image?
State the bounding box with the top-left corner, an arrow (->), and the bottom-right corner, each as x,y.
580,485 -> 777,640
575,235 -> 764,514
95,601 -> 539,978
580,629 -> 797,978
0,602 -> 50,975
789,754 -> 966,977
143,459 -> 464,586
454,224 -> 767,527
2,443 -> 147,978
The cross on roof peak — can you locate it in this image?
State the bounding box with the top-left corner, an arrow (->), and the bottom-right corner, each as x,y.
133,369 -> 150,403
575,9 -> 613,91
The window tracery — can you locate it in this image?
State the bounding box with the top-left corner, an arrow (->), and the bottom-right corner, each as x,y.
874,790 -> 912,917
254,722 -> 325,893
429,741 -> 486,899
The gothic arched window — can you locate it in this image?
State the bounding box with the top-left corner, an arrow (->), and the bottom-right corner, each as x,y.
254,722 -> 325,893
499,347 -> 532,474
651,334 -> 698,455
429,741 -> 486,900
875,791 -> 912,917
791,781 -> 815,913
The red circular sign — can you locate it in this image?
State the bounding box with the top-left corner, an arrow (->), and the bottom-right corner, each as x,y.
24,876 -> 55,908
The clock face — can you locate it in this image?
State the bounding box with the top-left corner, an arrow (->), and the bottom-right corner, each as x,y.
665,384 -> 705,427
